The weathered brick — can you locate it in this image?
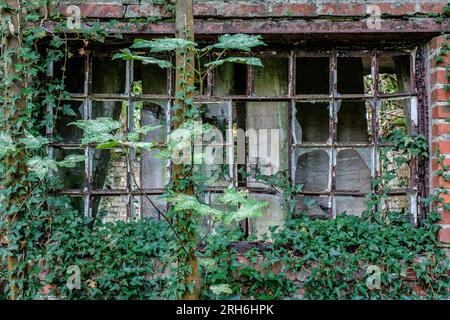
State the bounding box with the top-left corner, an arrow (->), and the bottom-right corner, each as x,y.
377,3 -> 416,16
420,3 -> 448,15
428,36 -> 450,51
430,69 -> 450,86
59,4 -> 124,18
432,123 -> 450,136
432,141 -> 450,154
320,3 -> 366,16
432,104 -> 450,119
440,211 -> 450,225
432,157 -> 450,171
433,175 -> 450,188
438,228 -> 450,243
431,88 -> 450,102
271,4 -> 317,17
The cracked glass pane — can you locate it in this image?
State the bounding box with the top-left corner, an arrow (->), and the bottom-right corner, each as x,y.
293,148 -> 330,192
53,148 -> 85,190
336,148 -> 372,192
335,196 -> 368,217
213,63 -> 247,96
134,195 -> 166,220
378,98 -> 410,141
92,56 -> 126,94
295,195 -> 330,219
133,60 -> 167,95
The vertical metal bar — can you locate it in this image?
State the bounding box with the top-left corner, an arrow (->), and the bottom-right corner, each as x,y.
247,65 -> 254,97
125,59 -> 132,221
330,52 -> 337,218
207,53 -> 213,98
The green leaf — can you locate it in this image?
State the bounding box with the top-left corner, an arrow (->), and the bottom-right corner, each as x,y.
69,117 -> 121,145
210,284 -> 233,296
58,154 -> 86,168
0,132 -> 15,156
19,133 -> 48,150
205,34 -> 266,52
27,156 -> 58,179
204,57 -> 263,68
113,49 -> 172,68
131,38 -> 197,52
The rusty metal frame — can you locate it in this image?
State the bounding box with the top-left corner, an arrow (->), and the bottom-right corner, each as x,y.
48,45 -> 427,222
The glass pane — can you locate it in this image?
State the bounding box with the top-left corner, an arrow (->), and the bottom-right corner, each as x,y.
92,100 -> 127,138
53,148 -> 85,190
213,63 -> 247,96
246,102 -> 289,179
381,195 -> 409,215
92,149 -> 127,190
133,101 -> 168,190
295,102 -> 330,143
378,98 -> 409,141
54,100 -> 86,143
378,54 -> 411,94
53,56 -> 85,94
134,195 -> 166,220
337,100 -> 372,143
336,148 -> 372,192
337,57 -> 372,94
296,57 -> 329,94
92,196 -> 128,222
249,193 -> 286,239
293,147 -> 330,192
133,60 -> 167,95
92,56 -> 126,94
295,195 -> 330,219
254,58 -> 288,96
335,196 -> 367,217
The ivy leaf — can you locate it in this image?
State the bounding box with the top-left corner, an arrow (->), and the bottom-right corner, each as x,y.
61,103 -> 77,116
58,154 -> 86,168
0,132 -> 15,156
27,156 -> 58,179
19,133 -> 48,150
131,38 -> 197,52
210,284 -> 232,296
113,49 -> 172,69
204,57 -> 263,68
69,118 -> 121,145
205,34 -> 266,52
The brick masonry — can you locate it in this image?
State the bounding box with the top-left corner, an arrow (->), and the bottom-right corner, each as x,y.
428,35 -> 450,245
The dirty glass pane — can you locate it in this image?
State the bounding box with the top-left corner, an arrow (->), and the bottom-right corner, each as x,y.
337,57 -> 372,94
92,56 -> 126,94
249,193 -> 286,239
293,147 -> 330,192
379,149 -> 411,189
295,195 -> 330,219
92,148 -> 128,190
254,58 -> 288,96
335,196 -> 367,217
53,148 -> 85,190
92,196 -> 128,222
336,148 -> 372,192
91,100 -> 127,137
213,63 -> 247,96
195,102 -> 233,187
246,102 -> 289,179
133,100 -> 168,190
296,57 -> 329,94
378,98 -> 410,141
337,100 -> 372,143
54,100 -> 86,143
133,195 -> 166,220
295,102 -> 330,144
133,60 -> 167,95
378,54 -> 411,94
53,56 -> 85,94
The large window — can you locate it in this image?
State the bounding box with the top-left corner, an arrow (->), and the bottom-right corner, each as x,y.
48,46 -> 426,234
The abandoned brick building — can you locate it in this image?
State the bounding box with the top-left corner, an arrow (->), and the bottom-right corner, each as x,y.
49,0 -> 450,244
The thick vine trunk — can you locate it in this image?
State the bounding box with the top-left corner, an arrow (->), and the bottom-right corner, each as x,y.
2,0 -> 27,300
174,0 -> 201,300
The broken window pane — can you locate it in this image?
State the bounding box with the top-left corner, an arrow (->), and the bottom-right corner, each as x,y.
92,56 -> 126,94
293,148 -> 330,192
296,57 -> 329,94
378,98 -> 410,141
133,61 -> 167,95
337,56 -> 372,94
54,100 -> 86,143
336,148 -> 372,192
254,58 -> 288,96
295,101 -> 330,144
381,195 -> 409,215
378,54 -> 411,94
334,196 -> 367,217
53,55 -> 85,94
246,102 -> 289,183
213,63 -> 247,96
91,100 -> 127,137
379,149 -> 411,189
336,100 -> 372,143
92,196 -> 128,222
295,195 -> 330,219
53,148 -> 85,190
134,195 -> 166,220
92,149 -> 128,190
134,100 -> 168,190
249,193 -> 286,239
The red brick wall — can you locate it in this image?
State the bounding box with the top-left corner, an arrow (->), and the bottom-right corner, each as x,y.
428,35 -> 450,245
